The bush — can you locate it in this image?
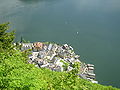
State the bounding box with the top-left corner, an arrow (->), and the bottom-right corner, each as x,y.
0,50 -> 119,90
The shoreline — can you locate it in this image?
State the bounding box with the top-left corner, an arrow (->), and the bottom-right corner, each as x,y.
14,42 -> 98,83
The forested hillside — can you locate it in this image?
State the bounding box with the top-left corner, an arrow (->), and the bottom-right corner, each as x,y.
0,23 -> 119,90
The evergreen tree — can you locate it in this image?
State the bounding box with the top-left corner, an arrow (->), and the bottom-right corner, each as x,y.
0,23 -> 15,51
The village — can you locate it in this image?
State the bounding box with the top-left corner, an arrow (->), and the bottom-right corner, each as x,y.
18,42 -> 98,84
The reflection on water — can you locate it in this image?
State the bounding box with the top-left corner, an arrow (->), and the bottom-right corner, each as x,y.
19,0 -> 58,4
19,0 -> 42,3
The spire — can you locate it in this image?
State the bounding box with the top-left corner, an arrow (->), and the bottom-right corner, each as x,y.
20,36 -> 23,43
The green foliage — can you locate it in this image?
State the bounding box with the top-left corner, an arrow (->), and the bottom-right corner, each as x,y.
0,23 -> 119,90
0,50 -> 119,90
0,23 -> 15,51
60,60 -> 69,71
72,62 -> 81,74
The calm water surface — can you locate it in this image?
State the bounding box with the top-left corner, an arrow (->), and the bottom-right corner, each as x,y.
0,0 -> 120,88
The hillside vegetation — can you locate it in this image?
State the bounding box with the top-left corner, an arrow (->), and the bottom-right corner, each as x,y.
0,23 -> 119,90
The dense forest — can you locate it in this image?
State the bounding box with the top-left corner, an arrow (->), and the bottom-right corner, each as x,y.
0,23 -> 119,89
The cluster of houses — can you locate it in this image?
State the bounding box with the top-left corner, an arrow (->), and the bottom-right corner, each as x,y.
18,42 -> 98,83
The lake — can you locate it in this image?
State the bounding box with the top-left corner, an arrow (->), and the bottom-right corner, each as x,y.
0,0 -> 120,88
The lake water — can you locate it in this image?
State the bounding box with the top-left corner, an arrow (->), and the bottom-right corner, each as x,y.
0,0 -> 120,88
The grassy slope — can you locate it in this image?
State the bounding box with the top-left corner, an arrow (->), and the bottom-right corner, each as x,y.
0,50 -> 119,90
